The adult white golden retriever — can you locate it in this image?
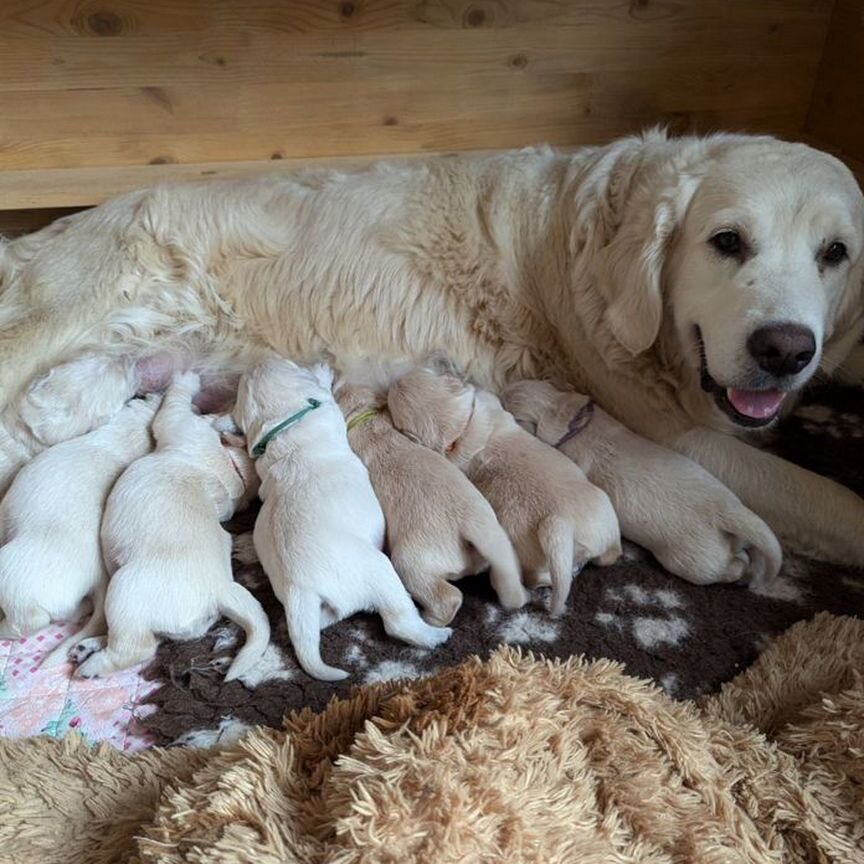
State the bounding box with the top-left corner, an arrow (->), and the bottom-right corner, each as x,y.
1,129 -> 862,574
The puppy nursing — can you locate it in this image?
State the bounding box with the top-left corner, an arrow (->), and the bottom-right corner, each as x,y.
76,372 -> 268,681
0,395 -> 159,651
388,369 -> 622,616
503,381 -> 783,587
234,358 -> 451,681
0,353 -> 142,498
336,383 -> 527,626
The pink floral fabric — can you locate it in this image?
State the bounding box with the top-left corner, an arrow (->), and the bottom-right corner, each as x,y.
0,621 -> 158,751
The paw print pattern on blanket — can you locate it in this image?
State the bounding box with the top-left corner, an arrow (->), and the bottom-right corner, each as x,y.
594,585 -> 690,652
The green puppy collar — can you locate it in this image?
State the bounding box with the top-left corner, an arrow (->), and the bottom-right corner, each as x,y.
252,398 -> 322,458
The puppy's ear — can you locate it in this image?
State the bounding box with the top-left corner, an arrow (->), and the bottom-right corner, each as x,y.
220,431 -> 247,449
598,176 -> 698,355
535,392 -> 591,444
309,362 -> 334,392
501,380 -> 560,427
209,413 -> 245,448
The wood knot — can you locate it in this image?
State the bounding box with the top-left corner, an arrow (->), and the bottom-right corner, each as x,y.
464,6 -> 486,28
629,0 -> 677,21
339,1 -> 355,18
509,53 -> 528,70
86,10 -> 124,36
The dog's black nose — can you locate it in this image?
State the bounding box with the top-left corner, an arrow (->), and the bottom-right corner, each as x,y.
747,324 -> 816,376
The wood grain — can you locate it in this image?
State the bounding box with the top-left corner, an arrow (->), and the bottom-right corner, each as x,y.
805,0 -> 864,165
0,0 -> 834,188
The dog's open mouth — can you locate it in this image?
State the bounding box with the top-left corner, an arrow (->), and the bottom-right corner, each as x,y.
697,333 -> 786,428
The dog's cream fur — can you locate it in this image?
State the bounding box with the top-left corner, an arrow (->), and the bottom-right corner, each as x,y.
504,380 -> 783,587
0,395 -> 159,655
336,383 -> 527,626
389,369 -> 622,616
1,131 -> 862,571
234,358 -> 451,681
75,372 -> 267,681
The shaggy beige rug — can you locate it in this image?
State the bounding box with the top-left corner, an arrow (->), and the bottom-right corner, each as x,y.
1,611 -> 862,863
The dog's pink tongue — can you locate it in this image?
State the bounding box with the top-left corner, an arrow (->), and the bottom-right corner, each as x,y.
726,388 -> 786,420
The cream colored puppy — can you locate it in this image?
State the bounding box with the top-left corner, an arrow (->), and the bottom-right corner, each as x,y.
337,383 -> 527,626
75,372 -> 267,681
389,369 -> 622,617
0,394 -> 159,654
504,380 -> 783,587
234,357 -> 451,682
0,353 -> 144,498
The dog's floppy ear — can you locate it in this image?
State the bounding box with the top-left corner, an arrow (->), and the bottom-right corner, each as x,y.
309,362 -> 334,392
598,176 -> 698,355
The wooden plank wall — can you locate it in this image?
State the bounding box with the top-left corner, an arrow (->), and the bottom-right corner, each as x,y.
0,0 -> 838,219
806,0 -> 864,171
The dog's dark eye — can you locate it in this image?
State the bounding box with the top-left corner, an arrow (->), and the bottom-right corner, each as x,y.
709,230 -> 743,257
821,241 -> 847,266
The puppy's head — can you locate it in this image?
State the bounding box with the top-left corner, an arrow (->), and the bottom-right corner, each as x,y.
387,368 -> 476,453
333,382 -> 381,420
234,355 -> 335,455
502,380 -> 586,442
203,412 -> 260,505
16,353 -> 139,445
594,133 -> 864,431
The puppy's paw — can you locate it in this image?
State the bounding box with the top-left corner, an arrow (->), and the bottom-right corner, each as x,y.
423,582 -> 463,626
413,623 -> 453,649
173,370 -> 201,393
498,584 -> 530,610
75,651 -> 110,678
70,636 -> 106,666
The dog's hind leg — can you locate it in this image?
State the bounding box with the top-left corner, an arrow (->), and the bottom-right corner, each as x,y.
389,547 -> 463,627
42,579 -> 108,668
372,557 -> 453,648
285,588 -> 348,681
74,627 -> 159,678
465,520 -> 529,610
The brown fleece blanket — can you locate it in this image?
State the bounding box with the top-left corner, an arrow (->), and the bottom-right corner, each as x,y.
1,611 -> 862,863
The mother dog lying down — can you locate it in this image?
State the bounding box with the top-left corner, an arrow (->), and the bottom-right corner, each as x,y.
1,129 -> 863,572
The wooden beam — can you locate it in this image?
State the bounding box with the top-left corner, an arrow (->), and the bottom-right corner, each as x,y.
0,151 -> 453,211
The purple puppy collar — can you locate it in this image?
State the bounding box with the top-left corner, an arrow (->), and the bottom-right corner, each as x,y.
554,401 -> 595,448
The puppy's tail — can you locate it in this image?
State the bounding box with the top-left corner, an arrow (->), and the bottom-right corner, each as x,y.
285,589 -> 348,682
539,517 -> 577,618
219,581 -> 271,682
41,579 -> 108,668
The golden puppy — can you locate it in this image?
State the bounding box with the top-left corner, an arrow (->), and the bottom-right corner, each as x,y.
337,383 -> 527,626
388,369 -> 621,616
503,380 -> 783,587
